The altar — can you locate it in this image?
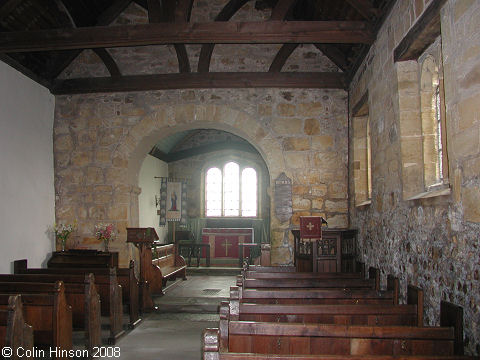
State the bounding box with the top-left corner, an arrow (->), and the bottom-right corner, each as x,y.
201,228 -> 254,260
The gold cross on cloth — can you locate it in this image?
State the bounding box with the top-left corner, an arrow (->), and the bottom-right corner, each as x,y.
222,239 -> 232,256
306,222 -> 315,231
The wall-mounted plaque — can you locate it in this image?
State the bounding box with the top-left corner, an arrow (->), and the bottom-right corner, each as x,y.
274,172 -> 292,223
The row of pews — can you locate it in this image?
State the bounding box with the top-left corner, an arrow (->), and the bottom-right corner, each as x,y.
0,252 -> 143,360
1,243 -> 187,360
203,263 -> 475,359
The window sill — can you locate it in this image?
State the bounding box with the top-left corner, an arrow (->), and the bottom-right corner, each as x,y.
405,185 -> 450,201
355,200 -> 371,208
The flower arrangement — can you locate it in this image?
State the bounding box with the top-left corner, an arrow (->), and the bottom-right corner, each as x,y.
54,221 -> 77,251
95,223 -> 116,252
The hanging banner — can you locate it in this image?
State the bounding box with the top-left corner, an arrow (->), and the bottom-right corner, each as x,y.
159,178 -> 187,226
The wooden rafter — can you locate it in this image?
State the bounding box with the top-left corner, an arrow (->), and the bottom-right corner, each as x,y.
198,0 -> 249,73
314,44 -> 348,72
344,0 -> 379,20
147,0 -> 162,22
93,48 -> 121,77
0,21 -> 374,53
142,0 -> 191,73
269,43 -> 298,72
270,0 -> 298,20
175,0 -> 194,22
0,0 -> 22,22
48,0 -> 131,80
51,72 -> 346,94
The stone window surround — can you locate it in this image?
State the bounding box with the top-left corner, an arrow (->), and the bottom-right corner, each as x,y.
352,93 -> 372,208
201,155 -> 263,218
397,37 -> 450,201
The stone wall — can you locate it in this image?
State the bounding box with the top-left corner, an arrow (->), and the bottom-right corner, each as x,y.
167,130 -> 270,219
349,0 -> 480,354
54,88 -> 348,267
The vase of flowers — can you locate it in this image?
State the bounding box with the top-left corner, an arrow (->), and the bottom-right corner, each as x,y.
95,223 -> 115,252
54,221 -> 77,251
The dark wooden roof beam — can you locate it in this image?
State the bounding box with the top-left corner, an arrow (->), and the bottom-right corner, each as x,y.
92,48 -> 121,77
198,0 -> 249,73
314,43 -> 348,72
175,0 -> 194,22
269,43 -> 298,72
269,0 -> 298,20
147,0 -> 163,23
0,0 -> 22,22
51,72 -> 346,94
344,0 -> 380,20
0,21 -> 374,53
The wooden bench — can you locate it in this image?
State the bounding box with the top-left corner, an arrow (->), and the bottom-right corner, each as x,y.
47,250 -> 118,268
204,300 -> 465,358
243,270 -> 363,279
151,243 -> 187,294
0,273 -> 102,350
0,295 -> 34,360
3,269 -> 123,344
237,275 -> 375,289
0,281 -> 72,360
224,279 -> 422,326
243,265 -> 296,273
15,259 -> 140,328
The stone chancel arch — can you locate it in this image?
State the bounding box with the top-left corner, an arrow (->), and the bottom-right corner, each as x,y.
54,90 -> 348,267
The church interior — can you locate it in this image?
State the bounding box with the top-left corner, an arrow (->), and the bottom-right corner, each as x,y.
0,0 -> 479,358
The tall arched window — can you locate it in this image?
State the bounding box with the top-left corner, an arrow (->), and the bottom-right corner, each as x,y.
205,161 -> 258,217
421,55 -> 445,188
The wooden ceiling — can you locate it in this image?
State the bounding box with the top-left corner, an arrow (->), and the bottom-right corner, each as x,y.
0,0 -> 395,94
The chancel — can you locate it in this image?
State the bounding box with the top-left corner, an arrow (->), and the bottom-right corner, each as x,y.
0,0 -> 479,358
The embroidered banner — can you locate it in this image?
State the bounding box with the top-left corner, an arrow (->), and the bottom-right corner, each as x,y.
159,178 -> 187,226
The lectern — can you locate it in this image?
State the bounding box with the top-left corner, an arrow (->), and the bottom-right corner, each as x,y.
127,227 -> 159,311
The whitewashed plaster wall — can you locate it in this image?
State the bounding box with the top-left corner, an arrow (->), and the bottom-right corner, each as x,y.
138,154 -> 168,243
0,62 -> 55,273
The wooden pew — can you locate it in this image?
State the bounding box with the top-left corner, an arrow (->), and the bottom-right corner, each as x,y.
0,295 -> 34,360
15,259 -> 141,328
2,270 -> 123,344
237,275 -> 375,289
0,273 -> 101,351
204,300 -> 465,358
224,280 -> 422,326
47,250 -> 118,268
0,281 -> 72,360
242,270 -> 363,280
230,271 -> 399,305
151,243 -> 187,294
243,265 -> 296,273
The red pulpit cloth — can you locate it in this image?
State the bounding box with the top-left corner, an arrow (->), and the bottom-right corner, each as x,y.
300,216 -> 323,240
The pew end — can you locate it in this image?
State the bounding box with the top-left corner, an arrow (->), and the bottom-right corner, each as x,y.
202,328 -> 220,360
407,284 -> 424,326
441,300 -> 464,356
368,267 -> 380,291
386,275 -> 399,305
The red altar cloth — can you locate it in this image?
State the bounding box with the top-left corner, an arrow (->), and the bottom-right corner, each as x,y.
300,216 -> 323,240
201,228 -> 254,258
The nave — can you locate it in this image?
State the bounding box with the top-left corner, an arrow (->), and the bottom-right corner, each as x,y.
104,274 -> 236,360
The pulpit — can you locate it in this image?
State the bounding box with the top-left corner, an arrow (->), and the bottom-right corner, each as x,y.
201,228 -> 254,264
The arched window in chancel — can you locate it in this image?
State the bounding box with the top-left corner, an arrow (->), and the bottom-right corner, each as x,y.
204,161 -> 258,217
205,167 -> 222,217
